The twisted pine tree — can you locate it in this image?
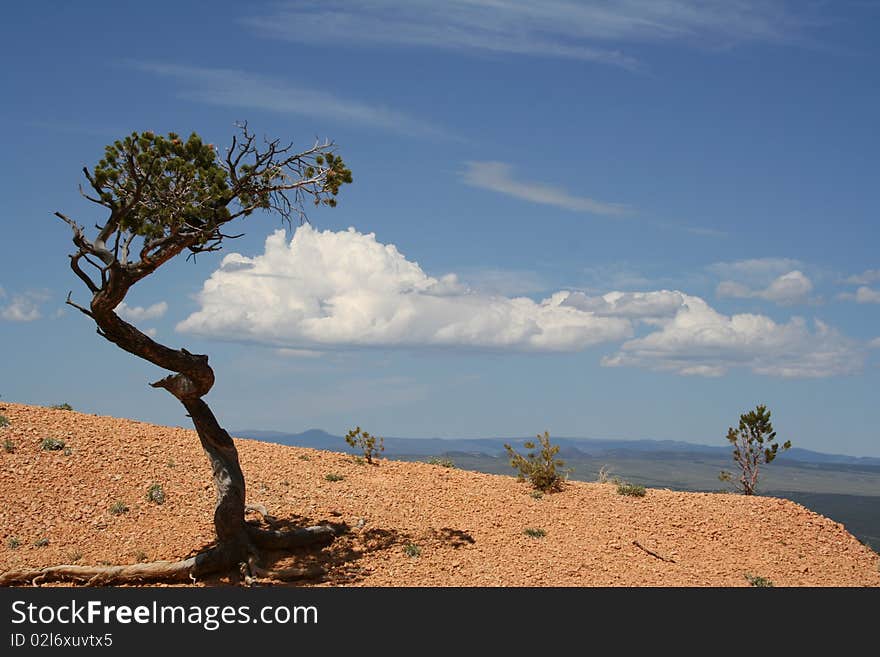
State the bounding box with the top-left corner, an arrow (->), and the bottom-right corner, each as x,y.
719,404 -> 791,495
0,123 -> 352,586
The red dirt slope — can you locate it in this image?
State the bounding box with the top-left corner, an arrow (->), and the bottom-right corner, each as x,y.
1,402 -> 878,586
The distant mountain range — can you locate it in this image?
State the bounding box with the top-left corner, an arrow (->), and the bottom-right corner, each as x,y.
235,429 -> 880,466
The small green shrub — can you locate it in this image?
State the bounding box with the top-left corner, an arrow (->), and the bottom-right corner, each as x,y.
0,414 -> 9,428
616,482 -> 646,497
344,426 -> 384,464
62,447 -> 73,456
145,483 -> 165,505
133,550 -> 148,563
403,543 -> 421,558
530,490 -> 544,500
3,438 -> 14,453
41,437 -> 65,451
427,456 -> 455,468
745,573 -> 774,587
524,528 -> 546,539
7,537 -> 21,549
68,551 -> 83,562
504,431 -> 567,493
109,501 -> 129,515
299,454 -> 311,461
34,537 -> 49,547
324,473 -> 344,482
50,403 -> 73,411
353,456 -> 366,465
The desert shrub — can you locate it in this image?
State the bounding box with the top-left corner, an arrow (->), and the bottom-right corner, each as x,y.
166,458 -> 176,468
133,550 -> 148,563
617,482 -> 646,497
504,431 -> 567,493
530,490 -> 544,500
41,437 -> 65,451
299,454 -> 311,461
720,404 -> 791,495
324,473 -> 344,482
62,447 -> 73,456
109,501 -> 129,515
524,528 -> 546,538
50,402 -> 73,411
68,551 -> 83,562
145,483 -> 165,505
596,464 -> 612,483
34,537 -> 49,547
344,426 -> 384,464
0,414 -> 9,428
7,537 -> 21,549
3,439 -> 14,453
427,456 -> 455,468
403,543 -> 421,557
745,573 -> 774,587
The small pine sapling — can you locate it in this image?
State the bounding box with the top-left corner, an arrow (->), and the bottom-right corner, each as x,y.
344,426 -> 384,464
719,404 -> 791,495
504,431 -> 567,493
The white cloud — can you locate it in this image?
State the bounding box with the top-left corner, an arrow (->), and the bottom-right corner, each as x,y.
602,295 -> 861,378
716,270 -> 813,306
845,269 -> 880,285
709,257 -> 802,282
855,287 -> 880,304
143,328 -> 158,338
132,62 -> 448,139
562,290 -> 685,319
462,161 -> 630,217
177,226 -> 861,378
869,337 -> 880,349
0,288 -> 49,322
177,226 -> 633,351
243,1 -> 810,70
117,301 -> 168,322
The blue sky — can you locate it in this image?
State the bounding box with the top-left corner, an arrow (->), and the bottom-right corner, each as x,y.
1,1 -> 878,456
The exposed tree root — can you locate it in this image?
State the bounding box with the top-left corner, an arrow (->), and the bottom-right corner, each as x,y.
0,524 -> 343,587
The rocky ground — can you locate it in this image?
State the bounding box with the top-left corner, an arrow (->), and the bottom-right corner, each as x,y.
1,402 -> 878,586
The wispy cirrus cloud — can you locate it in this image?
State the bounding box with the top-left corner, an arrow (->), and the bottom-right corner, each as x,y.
242,1 -> 812,70
462,161 -> 631,217
130,62 -> 450,139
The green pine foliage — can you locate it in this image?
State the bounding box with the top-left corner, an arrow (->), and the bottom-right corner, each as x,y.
719,404 -> 791,495
344,426 -> 384,464
504,431 -> 568,493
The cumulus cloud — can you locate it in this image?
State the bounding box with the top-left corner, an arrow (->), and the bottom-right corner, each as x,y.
602,294 -> 861,378
716,270 -> 814,306
462,161 -> 631,217
177,226 -> 862,378
117,301 -> 168,321
177,226 -> 632,351
562,290 -> 685,319
0,287 -> 49,322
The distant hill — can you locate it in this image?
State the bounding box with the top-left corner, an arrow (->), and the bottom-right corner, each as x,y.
236,429 -> 880,466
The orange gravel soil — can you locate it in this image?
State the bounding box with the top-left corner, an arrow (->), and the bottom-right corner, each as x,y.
1,402 -> 878,587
